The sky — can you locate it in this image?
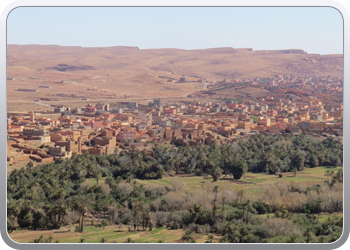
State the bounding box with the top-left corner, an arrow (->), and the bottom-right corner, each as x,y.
6,7 -> 344,55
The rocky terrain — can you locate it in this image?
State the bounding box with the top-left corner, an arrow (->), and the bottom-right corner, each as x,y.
7,45 -> 343,111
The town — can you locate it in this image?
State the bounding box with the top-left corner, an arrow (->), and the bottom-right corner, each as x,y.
6,74 -> 343,172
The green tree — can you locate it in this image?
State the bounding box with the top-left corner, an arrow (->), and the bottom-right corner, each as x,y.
70,195 -> 95,233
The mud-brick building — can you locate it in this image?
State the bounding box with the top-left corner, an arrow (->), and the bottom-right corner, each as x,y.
55,139 -> 82,154
23,127 -> 49,137
88,145 -> 115,155
49,146 -> 66,156
94,136 -> 116,148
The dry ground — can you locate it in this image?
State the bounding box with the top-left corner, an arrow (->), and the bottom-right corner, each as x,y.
7,45 -> 343,112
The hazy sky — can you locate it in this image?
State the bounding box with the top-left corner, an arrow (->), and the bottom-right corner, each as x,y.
7,7 -> 343,54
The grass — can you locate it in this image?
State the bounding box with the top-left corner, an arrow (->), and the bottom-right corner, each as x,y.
83,227 -> 103,232
84,177 -> 107,186
55,227 -> 183,243
58,229 -> 138,243
151,227 -> 166,234
83,166 -> 341,195
318,213 -> 343,222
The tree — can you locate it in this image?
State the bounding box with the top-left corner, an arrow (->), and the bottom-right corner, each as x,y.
309,154 -> 319,168
92,165 -> 103,185
206,234 -> 214,243
304,230 -> 314,243
26,161 -> 34,169
70,195 -> 95,233
291,152 -> 305,171
125,237 -> 134,243
237,190 -> 245,205
288,235 -> 299,243
203,158 -> 222,182
243,200 -> 253,224
219,235 -> 230,243
221,196 -> 226,215
330,156 -> 341,168
228,159 -> 247,180
212,186 -> 219,223
182,229 -> 195,242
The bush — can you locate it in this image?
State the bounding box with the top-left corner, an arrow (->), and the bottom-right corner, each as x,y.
260,218 -> 301,238
252,201 -> 271,214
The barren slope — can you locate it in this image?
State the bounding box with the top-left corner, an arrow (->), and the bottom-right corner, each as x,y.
7,45 -> 343,111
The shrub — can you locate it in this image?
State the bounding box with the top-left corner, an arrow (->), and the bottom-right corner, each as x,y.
260,218 -> 301,238
252,201 -> 271,214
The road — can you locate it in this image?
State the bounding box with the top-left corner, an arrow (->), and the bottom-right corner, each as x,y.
33,101 -> 53,109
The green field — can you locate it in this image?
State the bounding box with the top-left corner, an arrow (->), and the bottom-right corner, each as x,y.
82,166 -> 341,194
128,166 -> 341,194
10,226 -> 209,243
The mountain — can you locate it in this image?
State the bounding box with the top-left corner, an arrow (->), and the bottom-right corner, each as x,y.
6,45 -> 343,111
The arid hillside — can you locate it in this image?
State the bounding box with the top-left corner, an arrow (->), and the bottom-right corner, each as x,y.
7,45 -> 343,111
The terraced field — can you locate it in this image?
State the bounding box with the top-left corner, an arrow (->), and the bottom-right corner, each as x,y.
9,226 -> 211,243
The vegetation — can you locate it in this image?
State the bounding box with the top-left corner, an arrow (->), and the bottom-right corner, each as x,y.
7,134 -> 343,243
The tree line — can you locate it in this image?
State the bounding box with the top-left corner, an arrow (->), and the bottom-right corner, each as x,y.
7,134 -> 343,243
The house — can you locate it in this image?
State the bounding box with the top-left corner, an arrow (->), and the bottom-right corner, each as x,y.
236,121 -> 253,131
23,127 -> 49,137
298,121 -> 310,130
258,117 -> 271,127
287,124 -> 301,134
85,104 -> 96,113
54,106 -> 66,113
55,139 -> 82,154
268,125 -> 281,133
163,107 -> 177,114
117,131 -> 137,142
94,136 -> 116,148
49,146 -> 66,156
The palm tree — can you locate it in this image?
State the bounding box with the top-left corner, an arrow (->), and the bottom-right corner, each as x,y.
211,186 -> 219,222
318,236 -> 326,243
70,195 -> 95,233
93,165 -> 103,185
182,229 -> 194,242
206,234 -> 214,243
228,159 -> 247,180
237,190 -> 245,205
221,196 -> 226,213
219,235 -> 229,243
288,235 -> 299,243
304,230 -> 313,243
213,186 -> 219,200
325,170 -> 331,183
125,237 -> 134,243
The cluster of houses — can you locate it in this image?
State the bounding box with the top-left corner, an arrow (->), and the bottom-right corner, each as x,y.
7,80 -> 343,166
214,74 -> 343,100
